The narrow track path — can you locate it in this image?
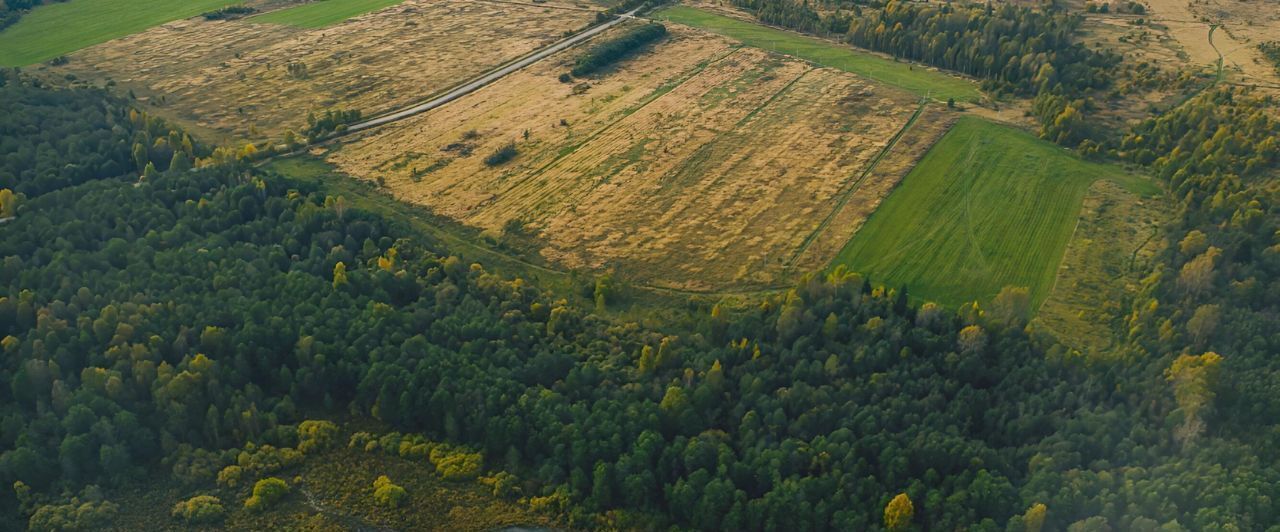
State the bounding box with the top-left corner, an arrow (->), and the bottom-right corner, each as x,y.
347,7 -> 641,132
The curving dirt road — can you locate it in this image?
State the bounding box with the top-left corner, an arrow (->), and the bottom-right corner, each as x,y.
348,7 -> 641,132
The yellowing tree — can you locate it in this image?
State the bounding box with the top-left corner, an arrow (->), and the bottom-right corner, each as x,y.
333,262 -> 348,289
1023,502 -> 1047,532
1178,247 -> 1221,298
884,493 -> 914,531
958,325 -> 987,353
237,142 -> 258,161
0,188 -> 18,218
1165,351 -> 1223,443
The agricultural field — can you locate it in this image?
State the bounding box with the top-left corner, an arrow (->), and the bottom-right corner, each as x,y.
829,117 -> 1156,308
251,0 -> 409,28
328,25 -> 934,292
0,0 -> 241,66
653,5 -> 980,102
43,0 -> 599,142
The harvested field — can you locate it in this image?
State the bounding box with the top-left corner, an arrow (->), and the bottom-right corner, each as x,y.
251,0 -> 409,27
1143,0 -> 1280,87
329,27 -> 924,291
46,0 -> 598,142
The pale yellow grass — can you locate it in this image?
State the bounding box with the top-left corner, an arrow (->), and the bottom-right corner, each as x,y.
331,27 -> 920,291
48,0 -> 597,142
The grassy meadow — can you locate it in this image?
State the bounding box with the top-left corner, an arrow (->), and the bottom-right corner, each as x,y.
653,5 -> 980,102
0,0 -> 238,66
251,0 -> 406,28
830,117 -> 1158,308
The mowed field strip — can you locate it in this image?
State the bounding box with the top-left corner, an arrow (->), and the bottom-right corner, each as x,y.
329,26 -> 933,291
830,117 -> 1158,308
252,0 -> 409,28
0,0 -> 239,66
49,0 -> 598,141
653,5 -> 980,102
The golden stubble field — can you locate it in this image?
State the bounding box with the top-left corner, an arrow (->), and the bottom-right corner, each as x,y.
1141,0 -> 1280,88
329,26 -> 932,291
46,0 -> 598,142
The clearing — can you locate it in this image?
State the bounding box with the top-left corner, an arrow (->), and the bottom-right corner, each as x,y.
829,117 -> 1156,308
652,5 -> 980,102
252,0 -> 408,28
0,0 -> 240,66
1036,179 -> 1165,357
105,424 -> 558,530
44,0 -> 599,142
327,26 -> 938,292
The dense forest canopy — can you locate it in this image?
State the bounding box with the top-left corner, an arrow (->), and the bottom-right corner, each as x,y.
0,61 -> 1278,530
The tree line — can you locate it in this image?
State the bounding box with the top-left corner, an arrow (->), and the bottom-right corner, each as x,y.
570,23 -> 667,77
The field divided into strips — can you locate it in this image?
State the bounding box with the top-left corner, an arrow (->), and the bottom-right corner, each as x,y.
0,0 -> 238,66
329,27 -> 926,291
252,0 -> 408,28
51,0 -> 597,141
653,5 -> 980,102
830,117 -> 1158,308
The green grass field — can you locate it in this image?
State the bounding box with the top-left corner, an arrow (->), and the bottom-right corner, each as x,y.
0,0 -> 239,66
653,6 -> 979,102
251,0 -> 406,28
830,117 -> 1158,308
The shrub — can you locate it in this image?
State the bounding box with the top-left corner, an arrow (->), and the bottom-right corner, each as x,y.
202,5 -> 256,20
483,142 -> 519,167
171,495 -> 226,524
430,447 -> 483,481
216,465 -> 244,488
372,476 -> 408,508
236,444 -> 303,475
244,477 -> 289,512
297,420 -> 339,454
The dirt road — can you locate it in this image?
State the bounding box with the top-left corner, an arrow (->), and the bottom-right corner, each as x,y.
348,8 -> 641,132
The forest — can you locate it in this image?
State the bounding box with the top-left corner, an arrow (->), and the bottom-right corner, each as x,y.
731,0 -> 1119,147
0,56 -> 1278,530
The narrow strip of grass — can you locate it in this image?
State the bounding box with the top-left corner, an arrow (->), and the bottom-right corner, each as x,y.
0,0 -> 238,66
251,0 -> 406,28
829,117 -> 1156,308
653,5 -> 979,102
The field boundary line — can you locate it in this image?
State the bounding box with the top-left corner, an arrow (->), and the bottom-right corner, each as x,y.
650,64 -> 813,193
490,46 -> 744,201
783,97 -> 928,271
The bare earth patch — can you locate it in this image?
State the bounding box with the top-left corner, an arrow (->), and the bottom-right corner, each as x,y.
330,27 -> 924,291
45,0 -> 598,142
